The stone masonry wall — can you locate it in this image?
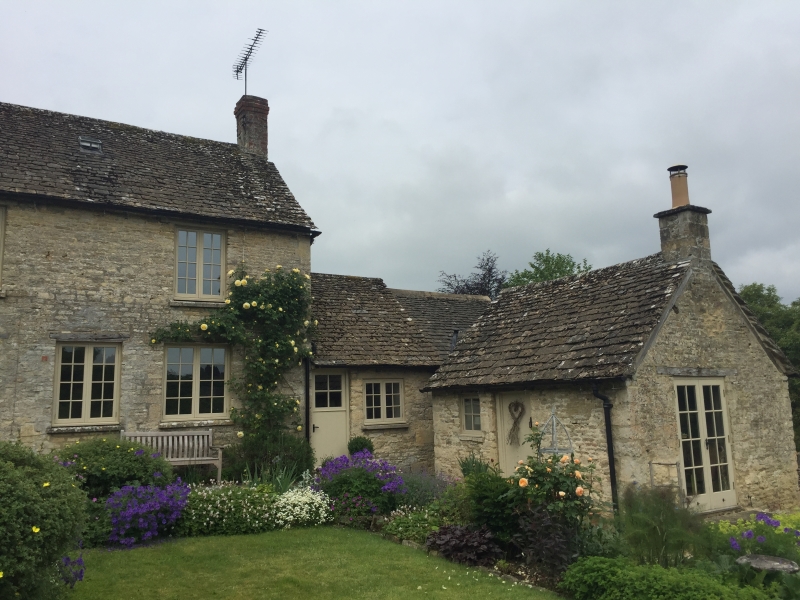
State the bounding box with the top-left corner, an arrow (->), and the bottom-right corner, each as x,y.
0,198 -> 311,451
346,368 -> 436,472
622,266 -> 799,511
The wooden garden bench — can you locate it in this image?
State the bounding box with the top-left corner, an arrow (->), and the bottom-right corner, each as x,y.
121,429 -> 223,482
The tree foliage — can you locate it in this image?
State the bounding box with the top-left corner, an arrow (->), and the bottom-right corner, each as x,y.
505,249 -> 592,288
738,283 -> 800,446
437,250 -> 507,299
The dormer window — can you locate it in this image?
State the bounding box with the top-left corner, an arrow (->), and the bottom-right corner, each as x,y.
78,136 -> 102,153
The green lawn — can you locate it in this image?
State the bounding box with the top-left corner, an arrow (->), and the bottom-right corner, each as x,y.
69,527 -> 560,599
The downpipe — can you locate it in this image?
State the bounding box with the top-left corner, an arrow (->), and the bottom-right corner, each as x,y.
592,384 -> 619,513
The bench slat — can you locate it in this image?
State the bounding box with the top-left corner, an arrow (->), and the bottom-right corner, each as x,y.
120,429 -> 222,481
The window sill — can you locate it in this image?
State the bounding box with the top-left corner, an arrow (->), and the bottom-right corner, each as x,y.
459,432 -> 485,442
159,419 -> 234,429
361,422 -> 409,431
170,299 -> 227,309
47,424 -> 122,434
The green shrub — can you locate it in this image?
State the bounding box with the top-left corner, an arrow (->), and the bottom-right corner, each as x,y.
465,471 -> 519,541
458,451 -> 496,477
401,471 -> 452,508
347,436 -> 374,455
0,442 -> 86,599
430,481 -> 473,525
176,483 -> 277,537
384,506 -> 441,544
81,498 -> 112,548
619,484 -> 706,568
512,503 -> 575,575
224,431 -> 314,482
52,438 -> 173,499
560,557 -> 771,600
322,467 -> 397,514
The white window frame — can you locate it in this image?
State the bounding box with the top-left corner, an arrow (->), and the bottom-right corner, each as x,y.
363,380 -> 405,424
174,227 -> 226,300
53,343 -> 121,426
163,346 -> 229,421
313,372 -> 346,411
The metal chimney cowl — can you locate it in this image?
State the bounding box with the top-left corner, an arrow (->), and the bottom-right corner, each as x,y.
234,95 -> 270,158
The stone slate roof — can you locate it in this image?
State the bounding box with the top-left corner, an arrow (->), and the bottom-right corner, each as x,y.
712,262 -> 798,377
425,254 -> 691,390
389,289 -> 490,362
310,274 -> 442,367
0,102 -> 317,232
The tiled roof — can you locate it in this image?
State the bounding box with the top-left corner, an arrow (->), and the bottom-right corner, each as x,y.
310,274 -> 441,367
0,102 -> 317,231
425,254 -> 691,390
389,289 -> 490,362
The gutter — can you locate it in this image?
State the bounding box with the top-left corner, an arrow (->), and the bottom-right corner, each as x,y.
592,384 -> 620,513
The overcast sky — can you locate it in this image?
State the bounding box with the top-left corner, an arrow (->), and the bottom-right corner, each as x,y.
3,1 -> 799,301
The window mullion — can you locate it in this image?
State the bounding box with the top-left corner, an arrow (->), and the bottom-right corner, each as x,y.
193,348 -> 201,418
82,344 -> 93,424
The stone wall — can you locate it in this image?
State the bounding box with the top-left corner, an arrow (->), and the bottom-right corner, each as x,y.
346,367 -> 436,472
0,197 -> 311,451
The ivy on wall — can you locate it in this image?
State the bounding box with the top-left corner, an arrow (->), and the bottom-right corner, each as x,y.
151,265 -> 316,437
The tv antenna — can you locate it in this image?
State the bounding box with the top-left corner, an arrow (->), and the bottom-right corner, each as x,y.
232,28 -> 266,95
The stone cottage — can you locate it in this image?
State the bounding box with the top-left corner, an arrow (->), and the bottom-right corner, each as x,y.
425,167 -> 799,513
0,96 -> 318,449
309,274 -> 488,469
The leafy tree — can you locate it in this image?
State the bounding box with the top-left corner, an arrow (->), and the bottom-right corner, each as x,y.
738,283 -> 800,446
505,249 -> 592,288
437,250 -> 507,300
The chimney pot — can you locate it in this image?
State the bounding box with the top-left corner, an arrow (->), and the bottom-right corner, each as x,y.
668,164 -> 690,208
234,95 -> 270,157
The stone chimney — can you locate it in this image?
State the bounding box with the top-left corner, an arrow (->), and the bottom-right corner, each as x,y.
654,165 -> 712,264
234,95 -> 270,157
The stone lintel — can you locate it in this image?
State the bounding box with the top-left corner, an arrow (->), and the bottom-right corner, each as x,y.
49,332 -> 130,342
47,424 -> 122,434
656,367 -> 737,377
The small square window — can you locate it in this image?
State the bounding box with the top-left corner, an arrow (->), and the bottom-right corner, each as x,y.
164,346 -> 228,420
463,398 -> 481,431
54,343 -> 120,425
314,374 -> 343,408
364,380 -> 404,423
175,229 -> 225,299
78,136 -> 103,153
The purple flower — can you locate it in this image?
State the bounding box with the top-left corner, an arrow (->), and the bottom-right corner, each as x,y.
92,498 -> 97,502
742,530 -> 754,539
134,449 -> 145,456
729,537 -> 741,551
151,452 -> 160,458
153,472 -> 162,478
757,536 -> 766,544
106,480 -> 189,548
785,528 -> 792,534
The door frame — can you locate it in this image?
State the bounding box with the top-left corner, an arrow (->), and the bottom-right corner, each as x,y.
310,369 -> 350,462
496,391 -> 530,476
673,377 -> 737,512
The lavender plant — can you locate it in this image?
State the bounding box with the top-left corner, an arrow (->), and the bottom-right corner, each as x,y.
107,479 -> 190,547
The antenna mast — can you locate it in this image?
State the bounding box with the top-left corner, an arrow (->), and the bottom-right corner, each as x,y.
233,28 -> 266,95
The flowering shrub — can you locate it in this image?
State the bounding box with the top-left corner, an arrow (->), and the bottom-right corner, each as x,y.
0,442 -> 86,599
53,437 -> 173,499
271,488 -> 332,529
315,450 -> 406,514
107,480 -> 190,547
715,512 -> 800,563
330,493 -> 378,527
151,266 -> 316,472
57,553 -> 85,589
176,483 -> 277,537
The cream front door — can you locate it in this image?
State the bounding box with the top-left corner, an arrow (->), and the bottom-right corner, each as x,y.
497,393 -> 534,476
675,380 -> 737,512
311,373 -> 349,464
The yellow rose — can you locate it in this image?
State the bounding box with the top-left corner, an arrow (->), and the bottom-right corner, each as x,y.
151,338 -> 157,344
276,265 -> 282,269
546,467 -> 551,473
292,268 -> 300,273
225,299 -> 231,304
243,303 -> 251,309
294,347 -> 298,353
558,491 -> 566,498
278,307 -> 283,312
296,425 -> 302,432
237,431 -> 244,438
200,324 -> 208,331
257,385 -> 263,391
228,269 -> 235,276
304,274 -> 311,280
241,279 -> 247,286
42,482 -> 50,487
235,279 -> 242,286
304,320 -> 309,327
296,399 -> 301,405
314,320 -> 318,326
32,526 -> 40,533
519,478 -> 529,488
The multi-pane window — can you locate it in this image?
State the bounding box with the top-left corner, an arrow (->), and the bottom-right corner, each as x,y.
55,344 -> 120,424
364,381 -> 403,422
176,229 -> 224,299
315,374 -> 343,408
165,347 -> 226,419
463,398 -> 481,431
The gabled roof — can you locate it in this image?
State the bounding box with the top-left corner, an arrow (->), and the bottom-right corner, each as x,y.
310,274 -> 441,367
425,254 -> 692,390
0,102 -> 317,232
389,288 -> 490,362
